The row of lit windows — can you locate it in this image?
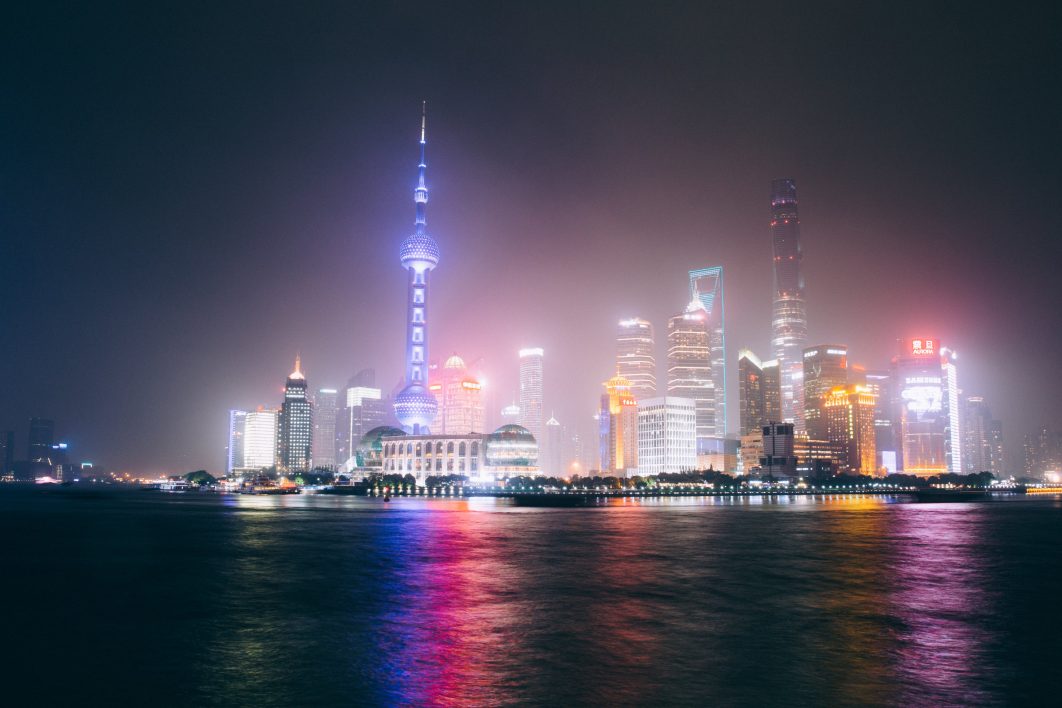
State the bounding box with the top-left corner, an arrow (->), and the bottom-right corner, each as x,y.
385,440 -> 479,457
387,458 -> 479,472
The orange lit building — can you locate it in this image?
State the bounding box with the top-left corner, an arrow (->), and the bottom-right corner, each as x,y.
824,385 -> 879,475
604,374 -> 638,475
430,354 -> 486,434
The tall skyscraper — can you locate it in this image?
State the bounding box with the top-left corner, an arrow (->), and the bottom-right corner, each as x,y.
603,374 -> 638,475
824,385 -> 879,475
28,417 -> 55,462
616,318 -> 656,400
277,356 -> 313,474
737,349 -> 764,436
770,179 -> 808,430
312,388 -> 338,469
519,348 -> 544,442
393,104 -> 440,435
667,301 -> 715,445
963,396 -> 997,474
430,354 -> 485,434
891,338 -> 961,476
688,267 -> 726,436
243,408 -> 278,470
941,348 -> 962,476
636,397 -> 697,475
0,430 -> 14,477
802,345 -> 849,442
226,409 -> 247,474
865,371 -> 897,473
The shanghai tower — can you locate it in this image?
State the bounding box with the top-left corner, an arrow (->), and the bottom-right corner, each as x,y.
770,179 -> 808,430
393,103 -> 440,434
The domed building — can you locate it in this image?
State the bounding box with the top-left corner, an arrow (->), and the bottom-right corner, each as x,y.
485,424 -> 540,474
355,426 -> 407,468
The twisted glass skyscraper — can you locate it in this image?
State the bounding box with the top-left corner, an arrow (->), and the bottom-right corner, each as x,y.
770,179 -> 808,430
393,104 -> 440,434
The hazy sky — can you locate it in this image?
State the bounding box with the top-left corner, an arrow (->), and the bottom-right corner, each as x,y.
3,2 -> 1060,473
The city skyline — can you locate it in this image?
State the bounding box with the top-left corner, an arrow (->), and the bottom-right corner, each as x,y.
3,4 -> 1060,474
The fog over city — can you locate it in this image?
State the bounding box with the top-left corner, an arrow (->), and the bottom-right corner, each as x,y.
3,3 -> 1059,473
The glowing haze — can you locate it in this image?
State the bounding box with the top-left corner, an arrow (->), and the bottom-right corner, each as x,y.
2,4 -> 1059,473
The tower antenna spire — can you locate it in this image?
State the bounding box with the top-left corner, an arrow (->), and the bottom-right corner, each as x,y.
414,101 -> 428,235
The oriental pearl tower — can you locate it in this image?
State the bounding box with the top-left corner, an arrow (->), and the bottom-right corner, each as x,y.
393,103 -> 440,434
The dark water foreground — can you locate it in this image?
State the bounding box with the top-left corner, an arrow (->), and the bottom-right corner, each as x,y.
2,486 -> 1060,707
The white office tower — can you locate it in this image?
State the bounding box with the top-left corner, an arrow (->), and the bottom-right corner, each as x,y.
616,318 -> 656,400
226,409 -> 247,474
243,409 -> 278,470
637,397 -> 697,475
519,348 -> 544,442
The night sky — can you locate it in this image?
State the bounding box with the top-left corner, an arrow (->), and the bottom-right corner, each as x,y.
3,2 -> 1060,474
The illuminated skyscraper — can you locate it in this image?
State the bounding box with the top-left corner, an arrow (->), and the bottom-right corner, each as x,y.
278,356 -> 313,473
336,384 -> 388,466
616,318 -> 656,399
770,179 -> 808,430
393,104 -> 440,434
243,408 -> 278,470
802,345 -> 848,442
824,385 -> 879,475
737,349 -> 764,436
226,409 -> 247,474
519,348 -> 544,442
603,374 -> 638,475
667,301 -> 715,444
865,371 -> 897,473
312,388 -> 338,469
688,267 -> 726,436
430,354 -> 485,434
891,338 -> 961,476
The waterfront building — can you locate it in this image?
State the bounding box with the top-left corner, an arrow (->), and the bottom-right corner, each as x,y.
890,338 -> 962,476
226,409 -> 247,474
636,397 -> 697,476
28,417 -> 55,462
739,431 -> 763,476
762,359 -> 782,424
243,408 -> 278,470
688,267 -> 726,436
760,422 -> 798,479
988,420 -> 1004,476
802,345 -> 848,442
0,430 -> 13,478
518,348 -> 544,442
277,356 -> 313,474
824,385 -> 879,475
312,388 -> 338,470
697,437 -> 739,473
393,104 -> 441,435
377,424 -> 539,484
770,179 -> 809,431
430,354 -> 486,434
795,433 -> 837,478
667,301 -> 715,445
603,374 -> 638,475
616,318 -> 656,400
738,349 -> 764,436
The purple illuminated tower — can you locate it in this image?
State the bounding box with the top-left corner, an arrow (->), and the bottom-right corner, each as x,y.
770,178 -> 808,430
393,103 -> 440,434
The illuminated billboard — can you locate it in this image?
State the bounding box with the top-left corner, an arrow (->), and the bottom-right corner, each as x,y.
901,376 -> 942,413
910,338 -> 936,357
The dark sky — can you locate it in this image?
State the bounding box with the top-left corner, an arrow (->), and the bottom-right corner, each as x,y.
3,2 -> 1060,474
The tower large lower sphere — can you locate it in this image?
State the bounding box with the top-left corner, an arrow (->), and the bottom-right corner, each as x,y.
394,104 -> 440,434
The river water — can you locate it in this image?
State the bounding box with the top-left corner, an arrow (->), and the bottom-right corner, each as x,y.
3,486 -> 1060,706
